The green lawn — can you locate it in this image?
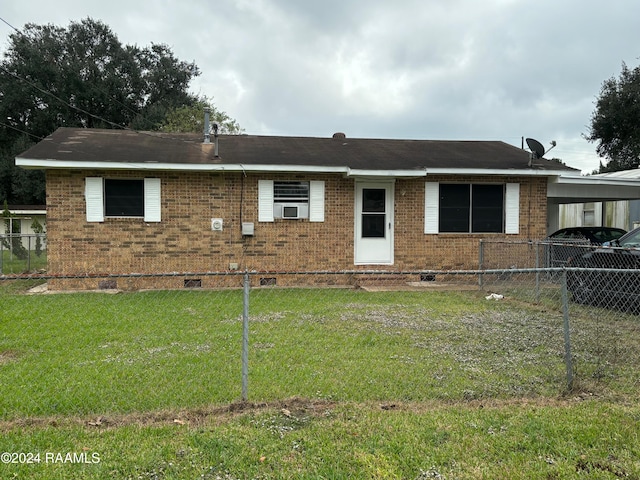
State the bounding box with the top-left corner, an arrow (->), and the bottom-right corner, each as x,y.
1,282 -> 639,479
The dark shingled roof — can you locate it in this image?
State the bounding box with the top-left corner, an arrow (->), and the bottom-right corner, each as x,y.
17,127 -> 576,172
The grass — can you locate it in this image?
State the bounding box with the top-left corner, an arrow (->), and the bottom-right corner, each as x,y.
1,281 -> 640,478
2,400 -> 640,479
0,249 -> 47,274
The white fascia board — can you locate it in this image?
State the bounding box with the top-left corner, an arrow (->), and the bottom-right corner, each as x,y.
15,157 -> 347,174
15,158 -> 425,177
549,174 -> 640,187
425,168 -> 561,177
346,169 -> 426,177
16,157 -> 571,179
9,209 -> 45,215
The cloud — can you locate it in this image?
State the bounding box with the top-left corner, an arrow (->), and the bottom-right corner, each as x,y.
3,0 -> 640,173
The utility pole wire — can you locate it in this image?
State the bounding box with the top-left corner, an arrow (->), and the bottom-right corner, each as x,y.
0,64 -> 129,131
0,121 -> 44,141
0,16 -> 20,33
0,16 -> 150,129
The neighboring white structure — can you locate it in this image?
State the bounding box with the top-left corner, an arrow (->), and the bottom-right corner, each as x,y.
4,206 -> 47,250
557,169 -> 640,232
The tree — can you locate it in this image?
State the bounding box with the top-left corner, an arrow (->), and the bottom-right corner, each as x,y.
586,62 -> 640,172
160,97 -> 244,135
30,217 -> 44,258
1,18 -> 200,133
0,18 -> 239,205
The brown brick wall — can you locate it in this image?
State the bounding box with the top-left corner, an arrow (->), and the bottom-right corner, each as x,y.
45,170 -> 547,288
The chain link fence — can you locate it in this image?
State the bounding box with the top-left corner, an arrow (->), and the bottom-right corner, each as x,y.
480,239 -> 640,398
479,237 -> 602,270
2,263 -> 639,419
0,234 -> 47,275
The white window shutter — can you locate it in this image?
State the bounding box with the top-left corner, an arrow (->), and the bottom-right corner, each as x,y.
309,180 -> 325,222
85,177 -> 104,222
505,183 -> 520,234
424,182 -> 439,234
258,180 -> 274,222
144,178 -> 162,222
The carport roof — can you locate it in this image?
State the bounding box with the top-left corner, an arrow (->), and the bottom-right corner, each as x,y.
16,127 -> 577,176
548,174 -> 640,204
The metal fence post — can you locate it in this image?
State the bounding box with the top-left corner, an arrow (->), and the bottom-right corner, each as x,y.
534,241 -> 540,302
478,239 -> 484,289
561,269 -> 574,391
242,270 -> 250,401
27,235 -> 31,272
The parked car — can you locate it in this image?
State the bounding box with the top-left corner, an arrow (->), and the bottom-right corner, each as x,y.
546,227 -> 627,267
602,226 -> 640,247
566,226 -> 640,312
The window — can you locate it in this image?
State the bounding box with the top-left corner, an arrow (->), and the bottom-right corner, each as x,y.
361,188 -> 386,238
439,184 -> 471,232
274,181 -> 309,203
85,177 -> 161,222
425,182 -> 520,234
105,179 -> 144,217
258,180 -> 325,222
273,181 -> 310,219
470,184 -> 504,233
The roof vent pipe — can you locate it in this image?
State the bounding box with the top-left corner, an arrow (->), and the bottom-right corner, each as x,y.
213,122 -> 219,157
203,107 -> 211,144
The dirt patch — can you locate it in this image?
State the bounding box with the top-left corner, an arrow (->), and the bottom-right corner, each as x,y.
361,282 -> 479,292
0,396 -> 598,433
0,350 -> 20,364
0,397 -> 338,432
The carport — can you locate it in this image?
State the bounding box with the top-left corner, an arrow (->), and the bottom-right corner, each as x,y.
547,171 -> 640,234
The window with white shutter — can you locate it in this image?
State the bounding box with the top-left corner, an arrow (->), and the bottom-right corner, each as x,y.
504,183 -> 520,234
309,181 -> 325,222
85,177 -> 161,223
85,177 -> 104,222
143,178 -> 161,222
424,182 -> 520,234
258,179 -> 324,222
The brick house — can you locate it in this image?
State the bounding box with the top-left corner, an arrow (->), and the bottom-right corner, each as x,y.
16,127 -> 575,289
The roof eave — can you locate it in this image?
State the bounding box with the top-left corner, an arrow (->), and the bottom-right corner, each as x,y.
15,158 -> 348,174
550,174 -> 640,187
424,168 -> 564,177
15,158 -> 568,178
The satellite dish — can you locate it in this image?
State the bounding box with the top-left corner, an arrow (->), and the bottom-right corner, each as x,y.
525,138 -> 545,159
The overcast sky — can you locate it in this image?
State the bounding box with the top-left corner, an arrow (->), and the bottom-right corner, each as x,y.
2,0 -> 639,173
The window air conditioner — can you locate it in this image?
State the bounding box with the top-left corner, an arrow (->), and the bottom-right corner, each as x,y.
273,203 -> 309,219
282,205 -> 300,218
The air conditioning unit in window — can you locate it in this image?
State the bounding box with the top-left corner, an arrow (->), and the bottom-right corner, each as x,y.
273,203 -> 308,219
283,205 -> 301,218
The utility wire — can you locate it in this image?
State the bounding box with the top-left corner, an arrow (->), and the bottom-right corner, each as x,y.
0,14 -> 222,156
0,121 -> 44,141
0,16 -> 155,131
0,64 -> 212,157
0,15 -> 20,33
0,64 -> 129,131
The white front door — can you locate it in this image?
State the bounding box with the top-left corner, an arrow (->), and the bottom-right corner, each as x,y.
354,182 -> 394,265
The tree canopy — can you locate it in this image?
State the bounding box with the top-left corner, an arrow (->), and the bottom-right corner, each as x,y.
0,18 -> 241,205
160,97 -> 243,135
586,62 -> 640,173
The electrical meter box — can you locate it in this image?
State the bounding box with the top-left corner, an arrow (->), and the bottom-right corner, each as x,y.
242,222 -> 254,236
211,218 -> 223,231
